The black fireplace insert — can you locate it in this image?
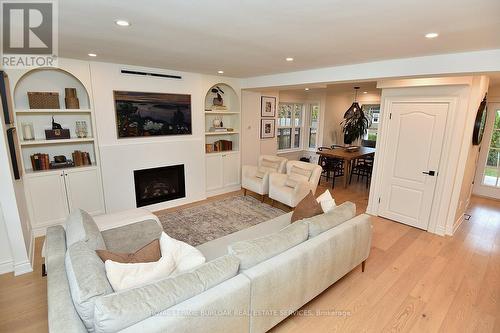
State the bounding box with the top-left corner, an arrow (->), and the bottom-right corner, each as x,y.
134,164 -> 185,207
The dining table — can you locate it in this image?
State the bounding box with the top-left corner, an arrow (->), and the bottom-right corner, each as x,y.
316,147 -> 376,188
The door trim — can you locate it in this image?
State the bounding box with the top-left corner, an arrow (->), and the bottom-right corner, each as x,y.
368,95 -> 459,235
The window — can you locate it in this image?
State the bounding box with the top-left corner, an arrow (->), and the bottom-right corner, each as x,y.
307,103 -> 320,149
362,104 -> 380,141
278,103 -> 303,150
483,109 -> 500,187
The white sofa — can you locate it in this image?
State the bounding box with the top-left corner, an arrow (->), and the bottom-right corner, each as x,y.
269,160 -> 323,207
46,206 -> 372,333
242,155 -> 287,201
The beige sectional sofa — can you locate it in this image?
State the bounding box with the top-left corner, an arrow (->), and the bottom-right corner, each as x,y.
46,204 -> 372,333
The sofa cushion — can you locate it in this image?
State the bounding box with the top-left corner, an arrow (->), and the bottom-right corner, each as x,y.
305,201 -> 356,237
316,189 -> 336,213
101,219 -> 162,253
260,158 -> 281,172
290,165 -> 313,180
291,191 -> 323,223
65,241 -> 113,332
65,209 -> 106,251
228,221 -> 308,270
96,239 -> 161,264
93,255 -> 240,333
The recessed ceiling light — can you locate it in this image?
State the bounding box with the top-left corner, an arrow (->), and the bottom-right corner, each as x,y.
217,70 -> 224,74
285,57 -> 294,62
363,91 -> 368,94
304,88 -> 310,91
425,32 -> 439,39
115,20 -> 130,27
88,53 -> 97,57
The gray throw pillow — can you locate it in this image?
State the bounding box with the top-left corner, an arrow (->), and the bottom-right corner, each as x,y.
65,241 -> 113,332
93,254 -> 240,333
228,221 -> 309,270
65,209 -> 106,250
306,201 -> 356,237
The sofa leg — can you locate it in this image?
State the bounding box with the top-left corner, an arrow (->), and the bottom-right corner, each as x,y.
243,188 -> 247,196
361,260 -> 366,272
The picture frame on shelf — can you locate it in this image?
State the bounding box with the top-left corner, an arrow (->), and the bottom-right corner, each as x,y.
261,96 -> 276,117
260,119 -> 275,139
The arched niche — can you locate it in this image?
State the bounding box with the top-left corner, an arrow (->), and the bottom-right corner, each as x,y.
204,83 -> 239,112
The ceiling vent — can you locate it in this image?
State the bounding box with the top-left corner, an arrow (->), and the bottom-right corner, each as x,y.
120,69 -> 182,80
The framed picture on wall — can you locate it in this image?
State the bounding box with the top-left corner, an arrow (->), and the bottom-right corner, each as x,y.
261,96 -> 276,117
261,119 -> 275,139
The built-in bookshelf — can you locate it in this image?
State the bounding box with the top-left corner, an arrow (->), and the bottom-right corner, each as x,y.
204,83 -> 240,154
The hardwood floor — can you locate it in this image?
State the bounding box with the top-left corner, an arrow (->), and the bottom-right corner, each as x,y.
0,179 -> 499,333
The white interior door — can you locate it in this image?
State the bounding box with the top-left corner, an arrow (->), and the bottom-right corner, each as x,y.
379,102 -> 448,230
473,103 -> 500,199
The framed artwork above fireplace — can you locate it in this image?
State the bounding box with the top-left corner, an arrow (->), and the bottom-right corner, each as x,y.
114,91 -> 192,138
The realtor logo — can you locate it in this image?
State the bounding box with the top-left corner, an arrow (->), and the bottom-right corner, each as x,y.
1,1 -> 58,68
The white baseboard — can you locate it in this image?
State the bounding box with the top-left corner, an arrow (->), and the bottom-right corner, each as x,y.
14,260 -> 32,276
206,185 -> 242,198
0,259 -> 14,275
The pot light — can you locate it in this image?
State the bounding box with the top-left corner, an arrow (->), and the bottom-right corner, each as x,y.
217,70 -> 224,74
88,53 -> 97,57
425,32 -> 439,39
304,88 -> 310,91
115,20 -> 130,27
363,91 -> 368,94
285,57 -> 294,62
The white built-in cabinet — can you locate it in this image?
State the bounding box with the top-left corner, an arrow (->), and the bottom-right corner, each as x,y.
206,151 -> 240,192
25,167 -> 104,228
9,66 -> 105,235
204,83 -> 241,196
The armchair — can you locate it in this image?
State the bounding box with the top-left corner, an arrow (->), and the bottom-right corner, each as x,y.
242,155 -> 287,201
269,160 -> 323,207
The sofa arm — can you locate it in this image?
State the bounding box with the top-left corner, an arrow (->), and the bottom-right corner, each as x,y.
242,165 -> 258,178
269,173 -> 287,188
93,208 -> 161,231
293,180 -> 312,204
45,226 -> 88,333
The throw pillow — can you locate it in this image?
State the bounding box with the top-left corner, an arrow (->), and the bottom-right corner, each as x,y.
290,165 -> 313,180
316,190 -> 337,213
284,173 -> 309,188
65,209 -> 106,251
104,232 -> 206,291
255,167 -> 266,179
291,191 -> 324,222
261,158 -> 280,171
96,239 -> 160,263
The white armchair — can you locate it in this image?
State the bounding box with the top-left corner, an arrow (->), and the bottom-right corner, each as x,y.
242,155 -> 287,201
269,160 -> 323,208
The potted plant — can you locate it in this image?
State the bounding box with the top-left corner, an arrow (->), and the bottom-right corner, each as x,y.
341,87 -> 371,147
211,86 -> 225,106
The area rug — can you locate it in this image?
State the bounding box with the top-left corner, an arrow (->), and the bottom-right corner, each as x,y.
156,195 -> 285,246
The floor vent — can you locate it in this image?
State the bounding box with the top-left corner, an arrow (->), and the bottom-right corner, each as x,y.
120,69 -> 182,80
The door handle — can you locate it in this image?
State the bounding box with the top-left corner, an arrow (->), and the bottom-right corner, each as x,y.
422,170 -> 436,176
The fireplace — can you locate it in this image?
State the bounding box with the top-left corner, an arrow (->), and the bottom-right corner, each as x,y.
134,164 -> 186,207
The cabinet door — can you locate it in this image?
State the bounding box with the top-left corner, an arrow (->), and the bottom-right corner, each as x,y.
223,153 -> 240,187
206,154 -> 224,191
64,168 -> 105,215
25,172 -> 69,227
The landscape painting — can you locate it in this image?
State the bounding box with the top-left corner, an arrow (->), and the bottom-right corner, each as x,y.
114,91 -> 192,138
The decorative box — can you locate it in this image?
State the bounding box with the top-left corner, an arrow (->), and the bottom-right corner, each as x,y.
27,92 -> 60,109
45,129 -> 70,140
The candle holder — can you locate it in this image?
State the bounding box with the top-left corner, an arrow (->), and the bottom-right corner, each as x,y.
21,122 -> 35,141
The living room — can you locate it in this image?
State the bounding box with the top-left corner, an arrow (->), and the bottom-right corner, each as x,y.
1,1 -> 499,332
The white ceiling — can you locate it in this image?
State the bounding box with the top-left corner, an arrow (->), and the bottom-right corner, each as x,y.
59,0 -> 500,78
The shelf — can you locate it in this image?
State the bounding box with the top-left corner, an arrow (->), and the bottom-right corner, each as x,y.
205,131 -> 239,136
205,150 -> 239,156
24,163 -> 97,176
204,111 -> 240,115
15,109 -> 92,114
20,138 -> 95,146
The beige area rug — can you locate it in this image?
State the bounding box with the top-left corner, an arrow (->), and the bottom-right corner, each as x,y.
156,195 -> 285,246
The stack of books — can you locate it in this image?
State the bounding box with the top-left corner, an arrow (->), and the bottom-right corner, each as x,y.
214,140 -> 232,152
30,153 -> 50,171
72,150 -> 92,166
209,127 -> 229,132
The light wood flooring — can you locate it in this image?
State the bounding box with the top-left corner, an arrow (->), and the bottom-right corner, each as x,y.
0,179 -> 499,333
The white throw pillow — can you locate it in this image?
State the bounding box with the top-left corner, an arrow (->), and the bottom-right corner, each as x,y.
316,190 -> 336,213
104,232 -> 205,291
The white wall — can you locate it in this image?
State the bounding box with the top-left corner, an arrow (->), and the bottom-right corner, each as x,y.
89,61 -> 240,213
0,204 -> 14,274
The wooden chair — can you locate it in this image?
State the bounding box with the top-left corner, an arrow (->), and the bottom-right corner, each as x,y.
318,146 -> 344,188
